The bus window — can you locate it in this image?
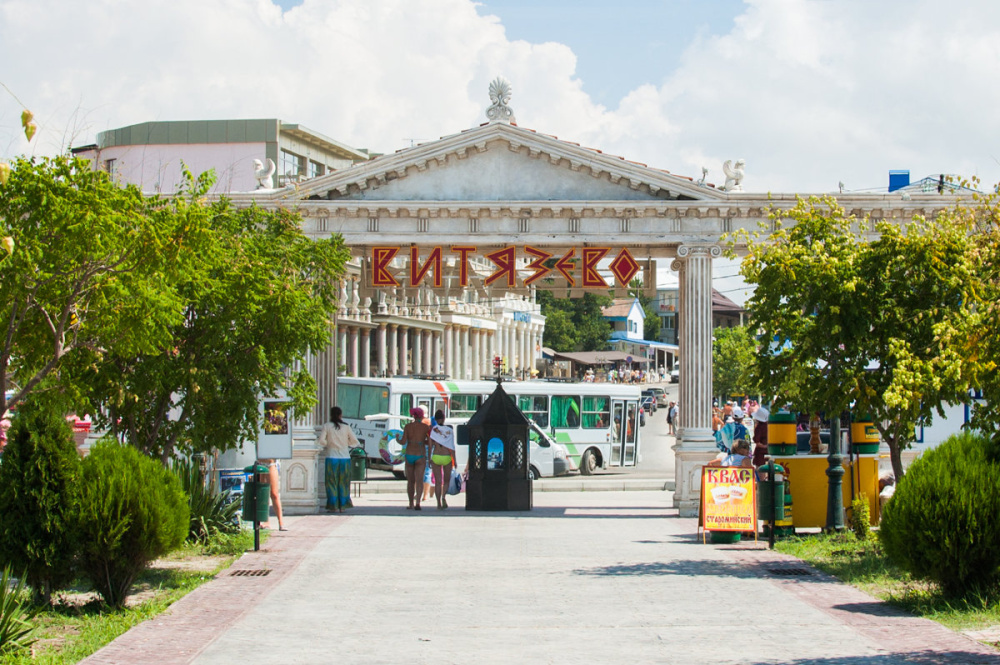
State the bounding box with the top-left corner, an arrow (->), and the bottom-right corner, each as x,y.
552,395 -> 581,428
360,386 -> 389,417
517,395 -> 548,427
337,384 -> 362,419
400,393 -> 413,417
582,396 -> 609,429
449,394 -> 480,419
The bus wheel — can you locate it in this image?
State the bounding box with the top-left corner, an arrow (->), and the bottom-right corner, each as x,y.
529,466 -> 540,480
580,450 -> 597,475
392,470 -> 406,480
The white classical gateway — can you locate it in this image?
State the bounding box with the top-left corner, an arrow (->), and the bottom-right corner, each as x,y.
227,78 -> 961,516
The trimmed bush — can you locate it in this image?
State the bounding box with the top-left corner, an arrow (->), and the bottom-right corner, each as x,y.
880,431 -> 1000,597
0,403 -> 81,603
849,493 -> 871,541
77,440 -> 189,608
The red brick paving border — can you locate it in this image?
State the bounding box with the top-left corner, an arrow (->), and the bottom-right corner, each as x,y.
81,516 -> 343,665
722,543 -> 1000,664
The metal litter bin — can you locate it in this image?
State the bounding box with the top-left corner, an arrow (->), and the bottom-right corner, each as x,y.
349,447 -> 367,482
241,463 -> 271,523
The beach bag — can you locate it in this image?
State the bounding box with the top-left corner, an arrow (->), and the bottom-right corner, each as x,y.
447,470 -> 463,495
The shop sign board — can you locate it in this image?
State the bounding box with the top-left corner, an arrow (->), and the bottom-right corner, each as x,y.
700,466 -> 757,532
370,245 -> 641,289
258,395 -> 293,459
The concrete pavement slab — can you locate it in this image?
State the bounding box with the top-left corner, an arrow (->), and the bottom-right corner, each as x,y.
85,491 -> 999,665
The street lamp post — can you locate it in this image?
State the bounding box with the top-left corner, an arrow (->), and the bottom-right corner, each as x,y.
825,412 -> 845,531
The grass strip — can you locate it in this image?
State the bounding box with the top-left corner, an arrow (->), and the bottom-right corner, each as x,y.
5,529 -> 258,664
774,532 -> 1000,634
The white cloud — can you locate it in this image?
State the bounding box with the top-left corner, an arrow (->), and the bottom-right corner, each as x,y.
3,0 -> 1000,197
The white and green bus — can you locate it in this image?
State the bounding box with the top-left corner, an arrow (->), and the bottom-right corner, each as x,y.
336,377 -> 641,476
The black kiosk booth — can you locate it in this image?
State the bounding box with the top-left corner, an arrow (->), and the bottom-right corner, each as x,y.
465,381 -> 533,511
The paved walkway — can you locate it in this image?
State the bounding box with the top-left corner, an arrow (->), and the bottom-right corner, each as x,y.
83,491 -> 1000,665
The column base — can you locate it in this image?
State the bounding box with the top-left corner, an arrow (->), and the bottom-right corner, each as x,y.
673,428 -> 718,517
281,433 -> 322,515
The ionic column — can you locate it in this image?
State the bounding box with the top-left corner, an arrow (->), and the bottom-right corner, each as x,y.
360,328 -> 371,378
470,329 -> 480,380
432,331 -> 441,376
672,244 -> 721,516
337,325 -> 348,372
399,326 -> 409,376
460,326 -> 470,379
413,329 -> 423,376
346,327 -> 358,377
443,325 -> 453,378
388,324 -> 398,377
376,324 -> 387,378
479,329 -> 488,377
423,329 -> 433,374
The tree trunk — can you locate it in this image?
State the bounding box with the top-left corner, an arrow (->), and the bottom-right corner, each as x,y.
888,437 -> 904,480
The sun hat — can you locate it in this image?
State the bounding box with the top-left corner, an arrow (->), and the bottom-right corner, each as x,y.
732,406 -> 744,419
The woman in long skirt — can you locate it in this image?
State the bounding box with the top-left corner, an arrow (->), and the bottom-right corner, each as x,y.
316,406 -> 359,512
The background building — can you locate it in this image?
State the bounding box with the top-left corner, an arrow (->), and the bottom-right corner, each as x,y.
72,119 -> 372,194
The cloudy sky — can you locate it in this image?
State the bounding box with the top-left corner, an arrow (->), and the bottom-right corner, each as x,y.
2,0 -> 998,300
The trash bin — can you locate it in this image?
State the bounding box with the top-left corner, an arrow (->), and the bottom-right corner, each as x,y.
757,461 -> 786,522
241,463 -> 270,523
349,447 -> 367,482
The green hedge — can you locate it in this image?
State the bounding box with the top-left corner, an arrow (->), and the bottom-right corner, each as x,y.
0,404 -> 81,602
880,431 -> 1000,597
77,440 -> 189,608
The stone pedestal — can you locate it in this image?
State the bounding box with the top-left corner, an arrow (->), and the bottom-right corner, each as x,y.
280,431 -> 323,515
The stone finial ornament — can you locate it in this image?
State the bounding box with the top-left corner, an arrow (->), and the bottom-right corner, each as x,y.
253,158 -> 276,189
486,76 -> 516,124
697,167 -> 708,187
722,159 -> 745,192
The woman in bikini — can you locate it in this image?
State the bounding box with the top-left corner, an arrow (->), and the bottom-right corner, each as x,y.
429,410 -> 456,510
402,407 -> 431,510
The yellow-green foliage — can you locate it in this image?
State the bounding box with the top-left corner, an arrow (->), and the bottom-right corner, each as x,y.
850,493 -> 871,541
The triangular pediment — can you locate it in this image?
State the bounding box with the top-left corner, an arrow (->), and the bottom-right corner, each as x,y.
272,123 -> 727,203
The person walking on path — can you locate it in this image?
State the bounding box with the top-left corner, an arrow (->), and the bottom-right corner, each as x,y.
256,458 -> 286,531
402,407 -> 431,510
316,406 -> 359,513
667,401 -> 678,436
429,410 -> 456,510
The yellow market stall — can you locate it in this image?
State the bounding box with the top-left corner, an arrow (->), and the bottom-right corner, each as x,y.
775,454 -> 884,528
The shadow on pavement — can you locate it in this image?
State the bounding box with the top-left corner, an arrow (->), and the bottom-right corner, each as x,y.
333,505 -> 674,519
749,651 -> 1000,664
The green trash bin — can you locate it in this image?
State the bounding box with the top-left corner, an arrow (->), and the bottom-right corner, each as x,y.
349,447 -> 367,482
242,464 -> 270,523
757,461 -> 786,522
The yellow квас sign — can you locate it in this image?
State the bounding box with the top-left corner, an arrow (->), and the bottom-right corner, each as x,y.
701,466 -> 757,532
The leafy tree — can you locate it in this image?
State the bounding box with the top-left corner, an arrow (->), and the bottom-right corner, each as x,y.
712,326 -> 756,401
0,400 -> 81,603
0,156 -> 206,417
729,196 -> 977,479
78,182 -> 350,461
537,291 -> 612,352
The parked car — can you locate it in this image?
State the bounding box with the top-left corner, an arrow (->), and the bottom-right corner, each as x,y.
669,368 -> 679,383
649,387 -> 668,407
641,390 -> 657,413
